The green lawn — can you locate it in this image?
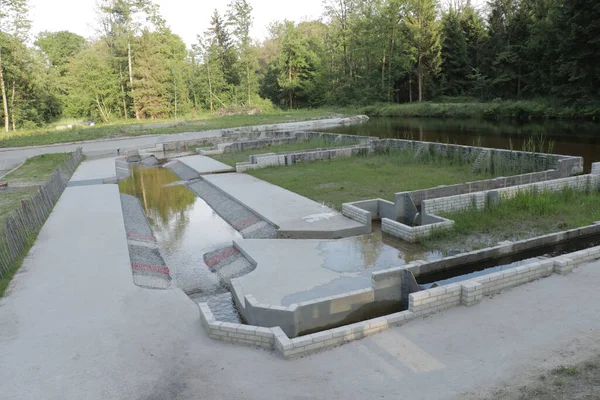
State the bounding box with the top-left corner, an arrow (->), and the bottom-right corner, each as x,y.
421,188 -> 600,253
247,150 -> 492,210
2,153 -> 70,186
0,108 -> 350,148
213,137 -> 362,166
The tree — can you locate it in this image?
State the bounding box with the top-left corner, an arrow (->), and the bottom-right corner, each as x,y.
207,9 -> 238,89
405,0 -> 442,101
227,0 -> 258,105
440,9 -> 470,95
98,0 -> 164,119
0,0 -> 31,132
65,41 -> 121,122
35,31 -> 87,71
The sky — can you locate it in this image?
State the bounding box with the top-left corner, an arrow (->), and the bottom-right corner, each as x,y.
29,0 -> 326,47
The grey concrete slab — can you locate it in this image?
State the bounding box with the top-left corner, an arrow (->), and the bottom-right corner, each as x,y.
233,236 -> 436,306
69,156 -> 118,182
203,173 -> 369,238
177,155 -> 234,174
1,188 -> 600,400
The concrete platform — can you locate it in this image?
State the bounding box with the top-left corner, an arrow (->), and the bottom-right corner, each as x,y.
69,156 -> 118,183
233,236 -> 438,306
202,173 -> 369,239
178,155 -> 234,174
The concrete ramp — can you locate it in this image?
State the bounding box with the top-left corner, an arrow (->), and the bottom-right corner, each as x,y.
178,155 -> 234,174
202,173 -> 369,239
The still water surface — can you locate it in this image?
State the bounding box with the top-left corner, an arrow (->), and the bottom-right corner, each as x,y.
325,117 -> 600,171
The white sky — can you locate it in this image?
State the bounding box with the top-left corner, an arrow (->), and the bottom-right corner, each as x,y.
29,0 -> 325,47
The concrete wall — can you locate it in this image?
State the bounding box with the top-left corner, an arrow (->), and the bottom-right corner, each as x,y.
405,170 -> 558,207
199,244 -> 600,359
235,145 -> 372,172
381,217 -> 453,243
421,173 -> 597,219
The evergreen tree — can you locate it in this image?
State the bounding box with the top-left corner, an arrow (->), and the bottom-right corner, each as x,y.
440,9 -> 470,95
405,0 -> 442,101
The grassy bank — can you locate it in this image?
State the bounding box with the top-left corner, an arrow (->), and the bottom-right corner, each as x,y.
248,150 -> 493,210
0,108 -> 348,148
361,100 -> 600,120
2,153 -> 70,186
421,188 -> 600,253
0,153 -> 70,223
213,137 -> 361,166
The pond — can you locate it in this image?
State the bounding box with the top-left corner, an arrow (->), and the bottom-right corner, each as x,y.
324,117 -> 600,172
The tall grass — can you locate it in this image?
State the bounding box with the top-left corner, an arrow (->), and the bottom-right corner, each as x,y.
421,187 -> 600,252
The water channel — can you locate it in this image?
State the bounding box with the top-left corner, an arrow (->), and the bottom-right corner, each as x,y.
119,117 -> 600,329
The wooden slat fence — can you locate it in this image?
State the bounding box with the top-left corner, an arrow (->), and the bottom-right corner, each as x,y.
0,148 -> 83,279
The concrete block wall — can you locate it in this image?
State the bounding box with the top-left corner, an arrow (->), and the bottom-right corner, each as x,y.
472,259 -> 555,295
381,217 -> 453,242
200,244 -> 600,359
422,192 -> 486,216
341,203 -> 372,229
405,170 -> 556,207
409,283 -> 462,315
416,172 -> 599,232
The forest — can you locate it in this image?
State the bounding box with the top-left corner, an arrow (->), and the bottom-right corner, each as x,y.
0,0 -> 599,132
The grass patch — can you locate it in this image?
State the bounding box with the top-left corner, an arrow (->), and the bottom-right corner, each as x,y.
248,149 -> 493,210
0,189 -> 37,223
421,188 -> 600,253
0,234 -> 37,297
2,153 -> 70,186
213,137 -> 362,166
0,108 -> 350,148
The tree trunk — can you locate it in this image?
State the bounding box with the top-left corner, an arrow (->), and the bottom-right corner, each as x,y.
119,65 -> 128,119
0,50 -> 9,133
11,81 -> 16,131
95,95 -> 109,124
409,77 -> 413,103
206,60 -> 214,113
289,63 -> 293,109
128,41 -> 140,120
418,55 -> 423,102
246,64 -> 251,106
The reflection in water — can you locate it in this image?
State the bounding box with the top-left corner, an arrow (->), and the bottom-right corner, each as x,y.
119,167 -> 244,322
320,221 -> 442,273
325,117 -> 600,171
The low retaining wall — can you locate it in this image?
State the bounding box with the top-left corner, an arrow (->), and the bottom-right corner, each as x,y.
422,173 -> 597,217
199,244 -> 600,358
381,216 -> 453,242
236,146 -> 372,172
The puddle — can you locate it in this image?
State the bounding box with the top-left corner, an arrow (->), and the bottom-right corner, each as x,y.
119,166 -> 243,322
320,221 -> 443,273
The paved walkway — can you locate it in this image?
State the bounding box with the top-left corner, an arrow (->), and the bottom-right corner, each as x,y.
0,117 -> 356,169
0,158 -> 599,399
203,173 -> 369,239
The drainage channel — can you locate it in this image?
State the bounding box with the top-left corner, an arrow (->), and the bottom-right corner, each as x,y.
118,165 -> 246,323
417,233 -> 600,288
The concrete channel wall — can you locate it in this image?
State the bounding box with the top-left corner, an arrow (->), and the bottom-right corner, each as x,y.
229,220 -> 600,339
199,244 -> 600,359
353,165 -> 600,243
422,173 -> 597,217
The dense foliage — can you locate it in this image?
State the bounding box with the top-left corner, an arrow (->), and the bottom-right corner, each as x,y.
0,0 -> 599,131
